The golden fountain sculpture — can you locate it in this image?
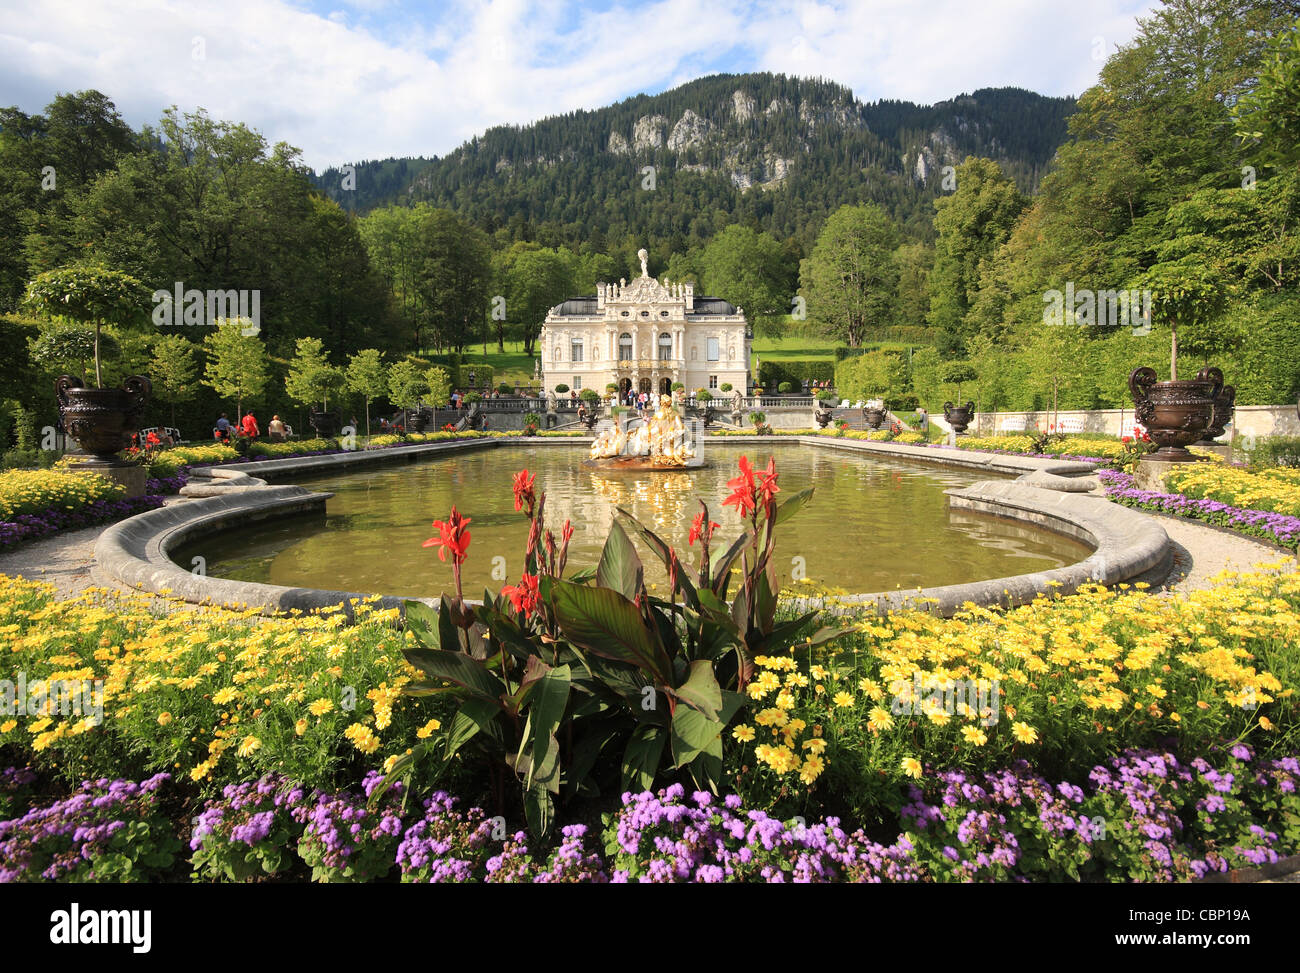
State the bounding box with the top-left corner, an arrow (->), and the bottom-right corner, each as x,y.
587,394 -> 700,470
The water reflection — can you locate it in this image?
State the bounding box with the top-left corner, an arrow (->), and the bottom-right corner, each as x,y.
175,444 -> 1092,599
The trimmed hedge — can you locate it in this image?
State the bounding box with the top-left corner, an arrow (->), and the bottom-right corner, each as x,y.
757,360 -> 835,389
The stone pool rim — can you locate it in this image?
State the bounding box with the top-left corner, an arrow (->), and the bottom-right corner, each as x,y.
92,435 -> 1171,618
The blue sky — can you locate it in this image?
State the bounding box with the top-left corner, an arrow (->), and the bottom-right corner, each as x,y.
1,0 -> 1159,171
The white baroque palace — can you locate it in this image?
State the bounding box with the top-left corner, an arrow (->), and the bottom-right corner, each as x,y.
539,249 -> 750,399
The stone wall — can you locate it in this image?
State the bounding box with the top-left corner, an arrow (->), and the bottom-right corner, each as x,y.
973,404 -> 1300,442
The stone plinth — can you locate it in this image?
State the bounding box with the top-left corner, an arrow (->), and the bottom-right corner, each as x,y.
79,459 -> 148,498
1135,456 -> 1197,493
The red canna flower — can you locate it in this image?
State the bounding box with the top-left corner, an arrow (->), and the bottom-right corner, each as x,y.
688,510 -> 719,546
722,455 -> 758,518
756,456 -> 780,511
423,506 -> 472,564
513,469 -> 536,515
501,572 -> 540,617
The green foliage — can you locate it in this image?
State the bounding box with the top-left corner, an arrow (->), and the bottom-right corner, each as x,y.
579,388 -> 600,404
926,157 -> 1027,351
554,384 -> 569,393
1241,435 -> 1300,470
777,381 -> 793,393
720,383 -> 733,392
758,359 -> 834,388
1232,15 -> 1300,170
148,334 -> 199,428
699,225 -> 793,328
834,349 -> 909,402
345,348 -> 388,436
318,74 -> 1073,253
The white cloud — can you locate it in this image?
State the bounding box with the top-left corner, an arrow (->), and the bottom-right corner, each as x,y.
0,0 -> 1157,170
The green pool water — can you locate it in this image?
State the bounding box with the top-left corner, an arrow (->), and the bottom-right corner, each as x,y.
176,443 -> 1092,599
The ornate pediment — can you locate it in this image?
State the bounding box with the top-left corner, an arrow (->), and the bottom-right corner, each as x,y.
612,274 -> 677,305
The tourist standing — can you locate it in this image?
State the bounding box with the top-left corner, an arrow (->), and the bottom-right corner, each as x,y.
917,407 -> 928,436
241,412 -> 259,438
215,413 -> 231,443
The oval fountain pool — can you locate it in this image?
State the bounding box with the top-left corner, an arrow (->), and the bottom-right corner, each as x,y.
173,443 -> 1092,598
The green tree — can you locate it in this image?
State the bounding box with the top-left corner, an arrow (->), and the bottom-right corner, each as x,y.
799,204 -> 900,347
416,208 -> 493,354
424,364 -> 451,409
203,318 -> 269,418
927,157 -> 1026,352
699,226 -> 791,334
23,266 -> 151,387
499,244 -> 573,356
388,357 -> 429,412
345,348 -> 387,440
285,336 -> 344,412
148,333 -> 199,429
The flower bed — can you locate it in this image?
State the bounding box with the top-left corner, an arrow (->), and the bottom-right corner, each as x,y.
1164,464 -> 1300,518
1100,469 -> 1300,550
0,468 -> 168,550
928,434 -> 1118,464
3,746 -> 1296,882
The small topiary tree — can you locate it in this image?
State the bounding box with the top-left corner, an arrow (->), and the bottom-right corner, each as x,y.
720,382 -> 733,392
579,388 -> 600,404
498,382 -> 513,395
554,384 -> 569,394
24,266 -> 152,388
777,381 -> 793,394
695,387 -> 711,401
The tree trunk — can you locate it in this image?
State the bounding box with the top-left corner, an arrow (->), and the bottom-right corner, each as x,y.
93,324 -> 102,388
1170,323 -> 1178,382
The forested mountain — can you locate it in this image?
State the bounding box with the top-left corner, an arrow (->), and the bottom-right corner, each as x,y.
311,74 -> 1074,252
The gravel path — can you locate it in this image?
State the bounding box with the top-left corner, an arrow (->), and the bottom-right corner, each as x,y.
1144,511 -> 1293,595
0,497 -> 194,603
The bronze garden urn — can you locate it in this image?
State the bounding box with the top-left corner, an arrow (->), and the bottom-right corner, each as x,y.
1128,365 -> 1223,462
54,375 -> 152,461
1196,371 -> 1235,445
862,406 -> 886,430
943,401 -> 975,435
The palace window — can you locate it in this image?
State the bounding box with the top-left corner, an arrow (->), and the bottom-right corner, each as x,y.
573,376 -> 582,389
707,337 -> 719,362
619,333 -> 632,361
709,375 -> 718,389
571,338 -> 583,363
658,333 -> 672,361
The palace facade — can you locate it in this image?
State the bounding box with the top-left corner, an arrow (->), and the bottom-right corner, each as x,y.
538,252 -> 750,399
